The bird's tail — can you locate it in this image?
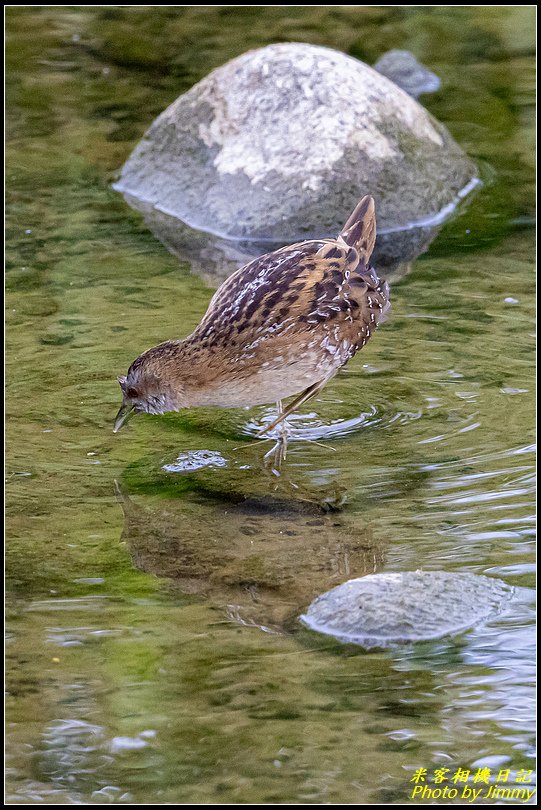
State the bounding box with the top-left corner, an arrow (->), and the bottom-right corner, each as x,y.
338,195 -> 377,264
341,195 -> 390,324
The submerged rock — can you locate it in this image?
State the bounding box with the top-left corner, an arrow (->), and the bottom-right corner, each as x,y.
115,43 -> 477,244
300,571 -> 515,648
373,50 -> 441,98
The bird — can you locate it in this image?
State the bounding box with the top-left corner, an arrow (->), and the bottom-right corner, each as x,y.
114,195 -> 390,454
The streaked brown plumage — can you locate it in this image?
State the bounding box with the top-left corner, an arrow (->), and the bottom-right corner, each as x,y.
114,195 -> 390,435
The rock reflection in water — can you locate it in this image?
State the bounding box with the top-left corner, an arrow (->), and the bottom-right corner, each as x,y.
121,193 -> 449,288
114,480 -> 384,633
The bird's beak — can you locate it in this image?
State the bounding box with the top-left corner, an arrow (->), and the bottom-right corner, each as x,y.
113,401 -> 136,433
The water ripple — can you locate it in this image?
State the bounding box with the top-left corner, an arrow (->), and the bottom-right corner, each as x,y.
243,399 -> 424,440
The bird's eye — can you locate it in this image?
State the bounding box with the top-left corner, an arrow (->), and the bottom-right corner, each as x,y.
127,386 -> 138,399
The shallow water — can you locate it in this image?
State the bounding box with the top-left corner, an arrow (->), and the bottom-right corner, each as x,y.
6,6 -> 536,805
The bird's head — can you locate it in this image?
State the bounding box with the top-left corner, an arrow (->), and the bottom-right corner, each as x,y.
113,344 -> 182,432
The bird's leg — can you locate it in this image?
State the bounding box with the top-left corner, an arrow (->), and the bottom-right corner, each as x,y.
263,401 -> 288,474
257,377 -> 333,437
277,400 -> 288,448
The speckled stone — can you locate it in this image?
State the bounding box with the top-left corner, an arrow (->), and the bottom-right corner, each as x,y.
115,43 -> 477,242
300,571 -> 515,648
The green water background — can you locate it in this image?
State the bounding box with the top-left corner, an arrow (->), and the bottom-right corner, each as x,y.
6,6 -> 535,804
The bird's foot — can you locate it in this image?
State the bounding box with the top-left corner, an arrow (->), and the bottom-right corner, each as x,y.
263,435 -> 288,476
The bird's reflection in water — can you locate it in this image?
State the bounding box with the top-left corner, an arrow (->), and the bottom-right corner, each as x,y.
114,478 -> 385,633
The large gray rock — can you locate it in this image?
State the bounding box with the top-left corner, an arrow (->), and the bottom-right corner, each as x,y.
115,43 -> 477,243
300,571 -> 517,648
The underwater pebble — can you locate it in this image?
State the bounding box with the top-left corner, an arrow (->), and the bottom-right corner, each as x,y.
109,736 -> 148,753
73,577 -> 105,585
162,449 -> 228,473
91,786 -> 121,802
300,571 -> 515,649
44,718 -> 103,739
386,728 -> 417,742
470,755 -> 512,770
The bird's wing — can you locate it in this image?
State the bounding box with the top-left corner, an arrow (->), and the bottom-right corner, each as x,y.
192,240 -> 327,344
191,238 -> 388,362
